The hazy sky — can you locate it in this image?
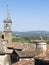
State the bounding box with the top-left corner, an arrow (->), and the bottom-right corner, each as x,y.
0,0 -> 49,32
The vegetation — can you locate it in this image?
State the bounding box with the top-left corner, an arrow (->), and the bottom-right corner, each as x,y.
12,36 -> 31,43
12,31 -> 49,43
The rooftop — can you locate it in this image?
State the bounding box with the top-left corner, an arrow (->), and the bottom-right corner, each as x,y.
12,59 -> 34,65
0,42 -> 49,65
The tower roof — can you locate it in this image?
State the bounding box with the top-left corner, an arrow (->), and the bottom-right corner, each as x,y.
6,5 -> 10,20
4,20 -> 12,23
4,5 -> 12,23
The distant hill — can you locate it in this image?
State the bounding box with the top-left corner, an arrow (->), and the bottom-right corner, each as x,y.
12,31 -> 49,42
12,31 -> 49,39
12,31 -> 49,37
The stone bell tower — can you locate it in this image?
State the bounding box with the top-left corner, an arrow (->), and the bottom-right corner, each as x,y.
3,5 -> 12,43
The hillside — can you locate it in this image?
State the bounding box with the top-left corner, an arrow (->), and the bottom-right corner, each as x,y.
12,31 -> 49,43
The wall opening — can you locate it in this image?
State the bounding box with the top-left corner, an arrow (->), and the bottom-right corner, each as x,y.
1,35 -> 4,39
10,50 -> 20,64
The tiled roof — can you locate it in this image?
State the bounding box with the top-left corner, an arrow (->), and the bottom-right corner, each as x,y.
7,42 -> 35,49
6,42 -> 35,53
12,59 -> 34,65
5,42 -> 49,64
16,50 -> 34,57
5,42 -> 49,65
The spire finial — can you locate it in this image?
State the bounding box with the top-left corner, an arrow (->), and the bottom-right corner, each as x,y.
6,4 -> 10,20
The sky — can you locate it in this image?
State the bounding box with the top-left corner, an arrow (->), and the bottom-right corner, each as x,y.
0,0 -> 49,32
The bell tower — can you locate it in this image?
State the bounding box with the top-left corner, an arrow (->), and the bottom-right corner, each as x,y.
3,5 -> 12,43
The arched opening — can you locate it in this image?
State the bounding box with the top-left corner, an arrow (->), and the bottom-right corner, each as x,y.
1,35 -> 4,39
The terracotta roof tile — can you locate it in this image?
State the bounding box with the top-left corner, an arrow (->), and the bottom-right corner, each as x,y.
12,59 -> 34,65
